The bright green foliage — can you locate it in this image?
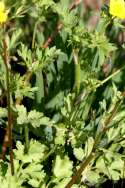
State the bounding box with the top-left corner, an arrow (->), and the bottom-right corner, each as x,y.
73,147 -> 84,161
0,140 -> 47,187
1,0 -> 125,188
16,105 -> 54,128
53,155 -> 73,179
54,123 -> 66,145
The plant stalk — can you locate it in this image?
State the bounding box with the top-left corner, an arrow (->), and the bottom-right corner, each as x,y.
2,39 -> 14,175
32,21 -> 39,49
72,49 -> 81,95
24,125 -> 29,153
97,65 -> 125,88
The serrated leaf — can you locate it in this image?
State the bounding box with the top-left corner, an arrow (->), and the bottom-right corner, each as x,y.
16,105 -> 28,125
28,110 -> 53,128
53,155 -> 73,179
73,148 -> 84,161
14,140 -> 48,163
86,171 -> 100,184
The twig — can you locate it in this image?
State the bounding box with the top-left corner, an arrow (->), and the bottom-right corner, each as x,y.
43,22 -> 63,49
2,39 -> 14,175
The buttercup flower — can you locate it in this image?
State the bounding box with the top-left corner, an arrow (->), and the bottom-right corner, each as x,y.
0,1 -> 7,24
109,0 -> 125,19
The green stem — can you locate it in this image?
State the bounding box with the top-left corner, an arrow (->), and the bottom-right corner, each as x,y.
96,65 -> 125,88
72,49 -> 81,95
41,146 -> 56,162
32,21 -> 39,49
24,125 -> 29,154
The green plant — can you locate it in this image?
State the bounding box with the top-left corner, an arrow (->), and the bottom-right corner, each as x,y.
1,0 -> 125,188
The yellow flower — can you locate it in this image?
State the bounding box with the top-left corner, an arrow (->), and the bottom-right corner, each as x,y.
109,0 -> 125,19
0,1 -> 7,24
0,1 -> 5,11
